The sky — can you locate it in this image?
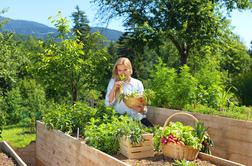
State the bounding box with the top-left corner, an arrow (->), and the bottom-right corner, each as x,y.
1,0 -> 252,48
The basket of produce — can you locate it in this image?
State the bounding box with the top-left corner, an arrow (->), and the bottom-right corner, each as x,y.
161,112 -> 210,161
123,94 -> 146,108
119,89 -> 154,109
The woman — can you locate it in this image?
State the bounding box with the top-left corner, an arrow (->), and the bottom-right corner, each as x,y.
105,57 -> 153,127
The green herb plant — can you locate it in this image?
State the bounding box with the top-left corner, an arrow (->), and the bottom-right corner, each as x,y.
118,74 -> 127,94
85,115 -> 149,155
118,89 -> 155,106
195,122 -> 213,154
173,159 -> 197,166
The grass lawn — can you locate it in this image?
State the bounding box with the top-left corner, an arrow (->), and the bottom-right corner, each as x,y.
0,125 -> 36,148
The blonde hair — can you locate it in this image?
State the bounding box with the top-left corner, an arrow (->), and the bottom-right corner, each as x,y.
112,57 -> 133,78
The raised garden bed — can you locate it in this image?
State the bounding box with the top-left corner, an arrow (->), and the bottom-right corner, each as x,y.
0,141 -> 27,166
36,121 -> 245,166
146,107 -> 252,165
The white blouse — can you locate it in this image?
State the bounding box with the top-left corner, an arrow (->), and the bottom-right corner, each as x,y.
105,77 -> 145,120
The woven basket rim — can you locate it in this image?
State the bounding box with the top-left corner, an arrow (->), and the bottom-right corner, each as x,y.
162,112 -> 198,132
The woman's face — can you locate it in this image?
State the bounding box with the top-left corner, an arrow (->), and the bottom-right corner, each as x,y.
117,64 -> 131,78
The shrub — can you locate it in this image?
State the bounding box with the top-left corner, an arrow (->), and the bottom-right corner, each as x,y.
234,71 -> 252,106
0,111 -> 5,138
4,87 -> 25,124
146,59 -> 197,109
4,79 -> 46,127
42,102 -> 118,134
146,58 -> 233,110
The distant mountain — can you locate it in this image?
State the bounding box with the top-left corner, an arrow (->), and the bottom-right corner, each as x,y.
0,17 -> 123,41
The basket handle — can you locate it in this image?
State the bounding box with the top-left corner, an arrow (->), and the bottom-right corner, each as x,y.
162,112 -> 198,132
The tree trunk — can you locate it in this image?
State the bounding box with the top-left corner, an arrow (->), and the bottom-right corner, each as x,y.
72,80 -> 78,103
179,44 -> 189,66
168,34 -> 189,66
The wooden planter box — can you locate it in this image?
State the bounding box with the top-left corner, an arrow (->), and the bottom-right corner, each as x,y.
119,133 -> 154,159
0,141 -> 27,166
36,121 -> 128,166
36,121 -> 245,166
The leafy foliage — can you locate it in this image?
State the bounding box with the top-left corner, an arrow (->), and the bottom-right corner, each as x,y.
84,115 -> 148,155
30,12 -> 111,103
0,106 -> 5,137
161,122 -> 202,149
84,117 -> 121,155
220,38 -> 251,76
0,33 -> 29,93
3,79 -> 46,127
234,71 -> 252,106
42,100 -> 149,155
93,0 -> 251,66
146,58 -> 238,110
157,120 -> 213,154
184,104 -> 252,121
71,5 -> 90,43
146,59 -> 197,109
35,31 -> 110,102
173,159 -> 197,166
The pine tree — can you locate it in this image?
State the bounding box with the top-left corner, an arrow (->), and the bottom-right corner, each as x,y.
71,5 -> 90,43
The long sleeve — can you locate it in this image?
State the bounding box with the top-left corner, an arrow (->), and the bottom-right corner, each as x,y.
105,79 -> 115,106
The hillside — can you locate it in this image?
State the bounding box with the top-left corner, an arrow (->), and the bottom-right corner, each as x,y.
0,17 -> 123,41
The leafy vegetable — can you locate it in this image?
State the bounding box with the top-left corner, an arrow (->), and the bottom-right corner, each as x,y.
118,89 -> 155,106
160,121 -> 212,150
173,159 -> 197,166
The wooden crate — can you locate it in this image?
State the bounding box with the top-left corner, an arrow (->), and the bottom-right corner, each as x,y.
119,133 -> 154,159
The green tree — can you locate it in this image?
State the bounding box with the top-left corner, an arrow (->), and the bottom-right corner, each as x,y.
93,0 -> 251,66
71,5 -> 90,43
249,41 -> 252,56
220,37 -> 251,76
48,11 -> 71,39
35,13 -> 110,103
0,96 -> 6,137
0,33 -> 29,94
0,8 -> 9,29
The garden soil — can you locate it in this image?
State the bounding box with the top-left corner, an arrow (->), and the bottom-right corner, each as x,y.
114,153 -> 216,166
0,150 -> 16,166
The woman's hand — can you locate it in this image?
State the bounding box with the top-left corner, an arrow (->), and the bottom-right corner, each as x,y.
113,81 -> 123,91
108,81 -> 123,103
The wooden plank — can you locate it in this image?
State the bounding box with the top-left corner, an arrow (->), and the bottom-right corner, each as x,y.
142,133 -> 153,140
79,142 -> 129,166
0,141 -> 27,166
127,150 -> 154,159
198,152 -> 245,166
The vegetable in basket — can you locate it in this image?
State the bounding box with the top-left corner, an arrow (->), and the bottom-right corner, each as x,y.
158,112 -> 213,160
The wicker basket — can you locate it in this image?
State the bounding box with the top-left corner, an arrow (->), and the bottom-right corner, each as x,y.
161,112 -> 199,161
123,95 -> 146,108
